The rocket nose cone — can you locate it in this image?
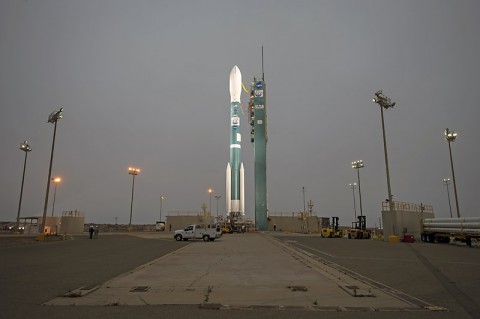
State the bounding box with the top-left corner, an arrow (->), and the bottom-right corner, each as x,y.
230,65 -> 240,76
229,65 -> 242,102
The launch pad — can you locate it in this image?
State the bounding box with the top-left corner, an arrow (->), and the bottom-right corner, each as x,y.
45,233 -> 440,311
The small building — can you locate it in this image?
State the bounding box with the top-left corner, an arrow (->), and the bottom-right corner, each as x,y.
381,201 -> 434,241
19,210 -> 85,234
267,212 -> 329,233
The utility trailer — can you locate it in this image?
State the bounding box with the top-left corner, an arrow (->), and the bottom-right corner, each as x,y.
421,217 -> 480,247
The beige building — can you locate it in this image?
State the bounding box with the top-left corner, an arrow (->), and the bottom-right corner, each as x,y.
20,210 -> 85,234
381,201 -> 434,241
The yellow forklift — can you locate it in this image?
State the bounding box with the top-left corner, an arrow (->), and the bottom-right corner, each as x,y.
321,217 -> 342,238
348,216 -> 371,239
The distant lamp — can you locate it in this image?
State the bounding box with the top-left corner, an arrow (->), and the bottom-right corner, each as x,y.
214,195 -> 222,218
208,188 -> 213,214
442,178 -> 453,218
51,177 -> 62,216
444,128 -> 458,142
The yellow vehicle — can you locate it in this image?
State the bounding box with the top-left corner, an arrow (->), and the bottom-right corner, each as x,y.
221,224 -> 234,234
321,217 -> 342,238
347,216 -> 371,239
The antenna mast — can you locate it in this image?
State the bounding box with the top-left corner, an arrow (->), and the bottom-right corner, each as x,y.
262,46 -> 265,81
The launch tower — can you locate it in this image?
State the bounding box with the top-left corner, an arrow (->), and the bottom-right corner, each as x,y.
249,76 -> 267,230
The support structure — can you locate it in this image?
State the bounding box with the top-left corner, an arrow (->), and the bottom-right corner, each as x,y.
249,76 -> 268,230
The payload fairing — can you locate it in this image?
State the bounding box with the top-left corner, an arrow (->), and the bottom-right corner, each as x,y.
226,65 -> 245,217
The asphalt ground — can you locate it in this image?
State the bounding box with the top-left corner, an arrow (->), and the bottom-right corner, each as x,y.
272,233 -> 480,319
1,231 -> 479,319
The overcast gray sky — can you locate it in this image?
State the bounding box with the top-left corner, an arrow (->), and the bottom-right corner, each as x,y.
1,0 -> 479,226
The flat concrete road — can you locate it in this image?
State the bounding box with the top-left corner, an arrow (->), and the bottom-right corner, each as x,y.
1,232 -> 479,319
272,233 -> 480,319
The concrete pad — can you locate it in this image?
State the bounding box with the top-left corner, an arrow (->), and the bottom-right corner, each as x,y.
45,233 -> 430,309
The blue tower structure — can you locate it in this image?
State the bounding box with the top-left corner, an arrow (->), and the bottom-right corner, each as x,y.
249,77 -> 267,230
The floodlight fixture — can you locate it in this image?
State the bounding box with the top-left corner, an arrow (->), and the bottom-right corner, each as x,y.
48,108 -> 64,123
444,128 -> 458,142
352,160 -> 364,169
373,90 -> 395,109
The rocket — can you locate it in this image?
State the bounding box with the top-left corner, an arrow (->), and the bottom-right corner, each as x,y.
226,65 -> 245,216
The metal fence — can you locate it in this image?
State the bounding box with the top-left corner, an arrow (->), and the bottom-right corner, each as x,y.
382,201 -> 433,213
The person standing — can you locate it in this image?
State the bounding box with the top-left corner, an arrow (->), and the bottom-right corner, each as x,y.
89,225 -> 94,239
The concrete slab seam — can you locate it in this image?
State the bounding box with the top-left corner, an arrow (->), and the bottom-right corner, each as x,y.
263,234 -> 448,312
101,242 -> 195,287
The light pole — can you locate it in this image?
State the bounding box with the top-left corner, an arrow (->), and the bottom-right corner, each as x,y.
40,108 -> 63,234
208,189 -> 213,214
128,167 -> 140,228
214,195 -> 221,218
442,178 -> 453,218
445,128 -> 460,218
352,160 -> 364,218
159,195 -> 165,222
373,91 -> 395,210
16,141 -> 32,232
51,177 -> 62,216
349,182 -> 357,220
302,186 -> 306,213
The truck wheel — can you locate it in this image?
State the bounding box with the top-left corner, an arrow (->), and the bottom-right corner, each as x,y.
174,234 -> 182,241
203,235 -> 210,242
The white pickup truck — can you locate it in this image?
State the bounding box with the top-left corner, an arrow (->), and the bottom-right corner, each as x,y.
173,224 -> 222,242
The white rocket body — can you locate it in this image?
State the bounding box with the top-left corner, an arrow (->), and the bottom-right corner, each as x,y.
226,65 -> 245,216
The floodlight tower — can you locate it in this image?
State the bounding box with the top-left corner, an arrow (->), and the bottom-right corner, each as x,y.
40,108 -> 63,234
352,160 -> 364,218
249,49 -> 268,230
349,182 -> 357,220
372,91 -> 395,210
16,141 -> 32,232
128,167 -> 140,227
444,128 -> 460,218
442,178 -> 453,218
